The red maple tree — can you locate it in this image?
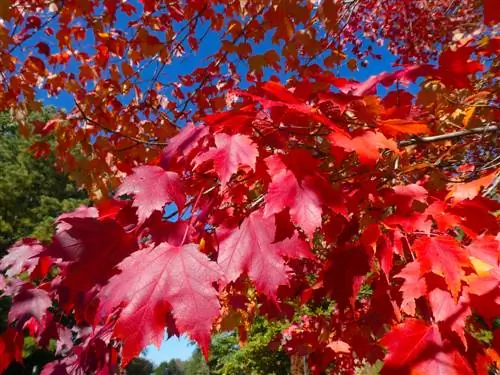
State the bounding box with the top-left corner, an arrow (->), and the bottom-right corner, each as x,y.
0,0 -> 498,374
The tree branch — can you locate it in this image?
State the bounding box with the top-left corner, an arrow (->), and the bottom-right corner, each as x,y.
74,100 -> 168,146
398,125 -> 498,146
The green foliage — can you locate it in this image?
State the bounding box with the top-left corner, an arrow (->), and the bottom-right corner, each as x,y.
154,359 -> 185,375
0,110 -> 87,252
126,357 -> 154,375
207,318 -> 290,375
183,349 -> 209,375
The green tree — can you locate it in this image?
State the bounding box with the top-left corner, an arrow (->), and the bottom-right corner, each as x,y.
154,359 -> 185,375
207,318 -> 289,375
126,357 -> 154,375
0,109 -> 87,252
183,349 -> 209,375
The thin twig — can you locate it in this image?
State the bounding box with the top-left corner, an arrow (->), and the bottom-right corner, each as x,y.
74,100 -> 169,146
399,125 -> 498,146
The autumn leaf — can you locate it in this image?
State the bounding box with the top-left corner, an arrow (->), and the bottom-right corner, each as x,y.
98,243 -> 222,364
217,209 -> 311,298
395,261 -> 427,316
194,133 -> 258,188
446,170 -> 498,202
412,236 -> 471,299
329,130 -> 398,165
428,287 -> 470,347
380,319 -> 441,368
8,288 -> 51,324
377,119 -> 430,137
264,154 -> 323,237
0,239 -> 45,278
116,166 -> 185,224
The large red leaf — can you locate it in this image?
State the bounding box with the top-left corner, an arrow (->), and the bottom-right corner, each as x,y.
428,287 -> 470,347
194,133 -> 258,188
217,209 -> 311,298
160,123 -> 208,168
467,235 -> 499,267
49,217 -> 137,292
98,242 -> 222,363
264,155 -> 323,237
116,166 -> 185,224
380,319 -> 441,368
413,236 -> 471,299
438,46 -> 484,89
412,349 -> 474,375
446,170 -> 498,202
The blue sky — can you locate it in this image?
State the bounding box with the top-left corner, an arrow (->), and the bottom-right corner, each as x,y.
142,335 -> 196,365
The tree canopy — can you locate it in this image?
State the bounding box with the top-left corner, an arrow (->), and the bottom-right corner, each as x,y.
0,109 -> 87,252
0,1 -> 498,374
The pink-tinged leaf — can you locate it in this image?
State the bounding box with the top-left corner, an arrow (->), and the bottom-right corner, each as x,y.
217,209 -> 311,298
467,235 -> 499,267
413,236 -> 471,299
351,65 -> 435,96
428,287 -> 471,347
391,184 -> 428,211
446,170 -> 497,202
329,131 -> 398,165
380,319 -> 441,368
116,166 -> 185,224
99,243 -> 222,363
194,133 -> 258,187
395,261 -> 427,316
8,288 -> 51,324
412,349 -> 474,375
327,340 -> 351,354
160,123 -> 208,168
264,155 -> 323,237
0,238 -> 45,277
49,217 -> 137,292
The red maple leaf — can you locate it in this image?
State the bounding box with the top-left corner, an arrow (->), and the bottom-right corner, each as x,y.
395,261 -> 427,316
194,133 -> 259,188
264,155 -> 323,237
329,130 -> 398,165
380,319 -> 441,368
412,236 -> 471,299
428,286 -> 471,347
217,209 -> 311,298
49,217 -> 137,292
116,166 -> 185,224
8,288 -> 51,325
438,46 -> 484,89
160,123 -> 208,168
446,170 -> 498,202
0,239 -> 45,277
467,235 -> 499,267
98,242 -> 222,363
